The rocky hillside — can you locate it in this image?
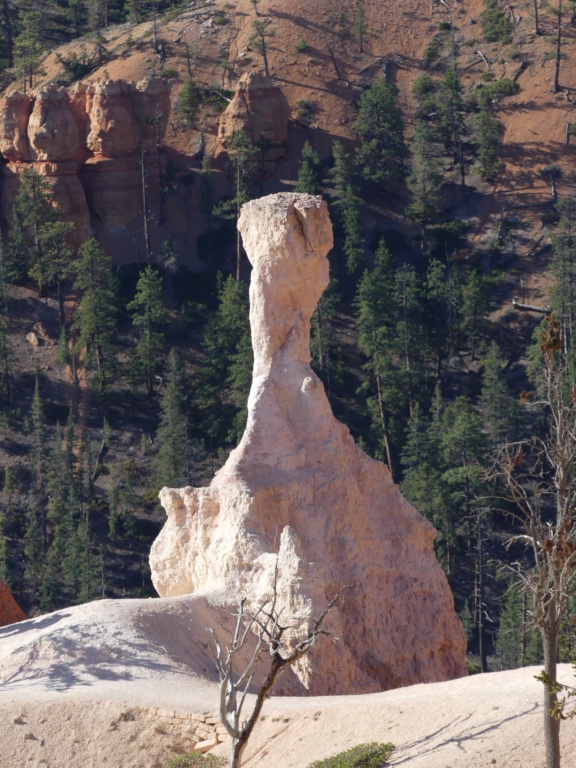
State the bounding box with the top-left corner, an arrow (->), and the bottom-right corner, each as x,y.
3,0 -> 575,271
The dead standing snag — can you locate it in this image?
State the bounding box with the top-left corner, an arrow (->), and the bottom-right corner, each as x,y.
207,583 -> 345,768
490,315 -> 576,768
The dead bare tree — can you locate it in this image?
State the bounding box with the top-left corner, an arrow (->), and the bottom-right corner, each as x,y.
207,579 -> 344,768
490,315 -> 576,768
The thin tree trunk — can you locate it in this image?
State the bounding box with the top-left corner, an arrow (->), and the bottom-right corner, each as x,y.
477,514 -> 487,672
141,143 -> 151,263
261,36 -> 269,76
521,590 -> 527,666
328,46 -> 342,80
152,5 -> 158,54
375,364 -> 395,482
316,303 -> 324,369
2,333 -> 10,404
155,106 -> 164,224
542,626 -> 561,768
57,280 -> 65,331
554,0 -> 562,93
236,168 -> 241,281
534,0 -> 540,34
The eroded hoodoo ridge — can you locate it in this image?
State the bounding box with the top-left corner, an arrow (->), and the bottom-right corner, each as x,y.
150,192 -> 467,695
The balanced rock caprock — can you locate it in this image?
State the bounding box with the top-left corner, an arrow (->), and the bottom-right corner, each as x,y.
150,193 -> 467,695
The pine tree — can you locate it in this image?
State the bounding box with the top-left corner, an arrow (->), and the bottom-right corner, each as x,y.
355,240 -> 404,476
470,106 -> 503,181
436,64 -> 466,189
156,349 -> 191,487
12,8 -> 45,90
425,258 -> 450,379
496,582 -> 525,669
178,76 -> 199,127
407,119 -> 444,250
193,275 -> 251,452
355,78 -> 407,183
73,238 -> 118,397
328,140 -> 351,211
352,3 -> 366,52
128,265 -> 168,397
31,220 -> 75,328
249,18 -> 274,75
441,395 -> 490,669
550,197 -> 576,360
341,185 -> 364,275
7,167 -> 54,282
462,269 -> 489,360
310,276 -> 343,402
294,141 -> 322,194
394,264 -> 426,415
0,316 -> 12,404
481,341 -> 517,446
401,387 -> 456,574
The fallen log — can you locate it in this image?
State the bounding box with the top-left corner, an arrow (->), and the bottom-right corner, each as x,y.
512,300 -> 551,314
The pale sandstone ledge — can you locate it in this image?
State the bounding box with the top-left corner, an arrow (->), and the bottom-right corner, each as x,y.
150,192 -> 467,696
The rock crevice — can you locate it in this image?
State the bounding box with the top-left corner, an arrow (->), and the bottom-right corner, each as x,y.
150,192 -> 467,695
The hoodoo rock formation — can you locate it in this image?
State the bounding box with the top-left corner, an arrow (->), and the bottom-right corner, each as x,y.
0,579 -> 27,628
0,78 -> 170,247
150,192 -> 467,696
216,71 -> 290,167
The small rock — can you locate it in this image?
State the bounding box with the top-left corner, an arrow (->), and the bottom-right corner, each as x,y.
194,738 -> 219,753
26,332 -> 39,347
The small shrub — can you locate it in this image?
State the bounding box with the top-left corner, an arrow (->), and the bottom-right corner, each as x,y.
296,99 -> 315,126
213,13 -> 229,26
466,658 -> 482,674
178,77 -> 200,126
161,68 -> 179,80
481,70 -> 496,82
56,46 -> 102,84
295,38 -> 309,52
161,754 -> 225,768
438,20 -> 452,30
307,743 -> 394,768
412,74 -> 435,98
480,0 -> 513,44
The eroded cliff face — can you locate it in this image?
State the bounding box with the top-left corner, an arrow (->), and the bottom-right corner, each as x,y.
0,78 -> 171,245
150,192 -> 467,696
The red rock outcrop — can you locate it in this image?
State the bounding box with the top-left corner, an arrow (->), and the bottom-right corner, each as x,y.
0,91 -> 31,161
0,579 -> 27,628
216,71 -> 290,165
150,192 -> 467,696
0,78 -> 171,242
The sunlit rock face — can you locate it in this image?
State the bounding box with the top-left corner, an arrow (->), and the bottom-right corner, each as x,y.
215,71 -> 290,170
150,192 -> 467,695
0,78 -> 171,242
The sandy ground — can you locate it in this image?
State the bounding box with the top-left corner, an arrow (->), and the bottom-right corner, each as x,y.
0,596 -> 575,768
